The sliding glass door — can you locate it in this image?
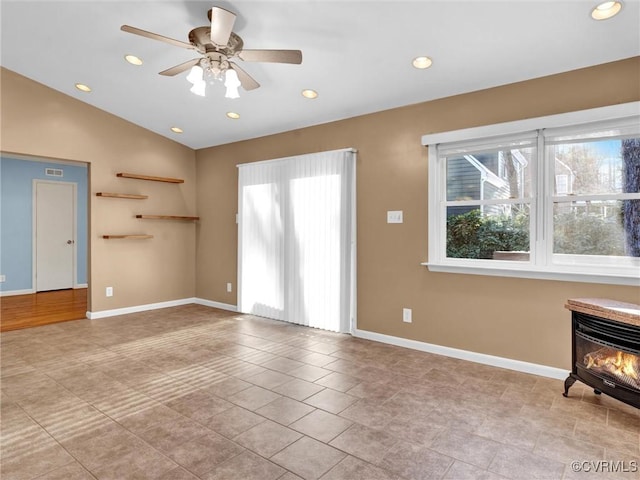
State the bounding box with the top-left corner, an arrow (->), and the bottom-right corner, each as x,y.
238,149 -> 356,333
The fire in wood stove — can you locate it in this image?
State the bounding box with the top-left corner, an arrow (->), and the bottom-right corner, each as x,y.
584,348 -> 640,390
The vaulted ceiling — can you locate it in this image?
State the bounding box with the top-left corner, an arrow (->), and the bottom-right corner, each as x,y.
2,1 -> 638,149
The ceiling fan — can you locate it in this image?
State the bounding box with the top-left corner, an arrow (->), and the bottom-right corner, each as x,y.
121,6 -> 302,98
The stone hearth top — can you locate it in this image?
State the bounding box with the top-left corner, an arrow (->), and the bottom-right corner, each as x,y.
566,298 -> 640,327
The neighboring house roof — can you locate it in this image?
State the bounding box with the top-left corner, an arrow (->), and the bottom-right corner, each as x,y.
463,155 -> 508,189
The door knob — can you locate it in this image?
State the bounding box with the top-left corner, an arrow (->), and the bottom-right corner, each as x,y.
67,240 -> 74,245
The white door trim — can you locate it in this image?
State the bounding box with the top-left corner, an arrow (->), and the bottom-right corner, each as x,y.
32,179 -> 78,291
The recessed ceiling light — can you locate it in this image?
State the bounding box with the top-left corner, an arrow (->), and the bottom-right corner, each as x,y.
124,54 -> 143,66
302,89 -> 318,99
591,1 -> 622,20
412,56 -> 433,69
226,112 -> 240,119
74,83 -> 91,92
170,127 -> 183,134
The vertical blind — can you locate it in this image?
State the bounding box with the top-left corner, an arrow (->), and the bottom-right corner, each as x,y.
237,149 -> 356,333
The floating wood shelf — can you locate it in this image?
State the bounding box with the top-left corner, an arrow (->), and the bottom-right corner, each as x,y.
96,192 -> 149,200
117,172 -> 184,184
102,235 -> 153,239
135,215 -> 199,221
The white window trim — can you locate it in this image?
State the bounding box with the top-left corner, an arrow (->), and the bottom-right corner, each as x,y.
423,101 -> 640,287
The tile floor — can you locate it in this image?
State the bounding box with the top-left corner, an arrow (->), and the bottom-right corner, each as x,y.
1,305 -> 638,480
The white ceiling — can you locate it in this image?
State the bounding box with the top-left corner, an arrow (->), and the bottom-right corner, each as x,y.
2,1 -> 639,149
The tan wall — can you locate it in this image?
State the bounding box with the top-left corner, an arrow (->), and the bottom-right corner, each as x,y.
2,57 -> 638,368
196,57 -> 640,369
1,68 -> 197,312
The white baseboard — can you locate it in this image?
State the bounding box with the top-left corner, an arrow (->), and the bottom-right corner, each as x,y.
353,328 -> 567,380
1,285 -> 85,297
87,299 -> 565,380
194,298 -> 238,312
0,288 -> 35,297
87,297 -> 197,320
87,297 -> 238,320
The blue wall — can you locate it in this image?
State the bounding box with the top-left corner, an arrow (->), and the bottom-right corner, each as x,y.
0,157 -> 88,292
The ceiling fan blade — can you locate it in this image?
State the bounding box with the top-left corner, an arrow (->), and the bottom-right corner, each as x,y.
229,62 -> 260,91
121,25 -> 195,50
208,7 -> 236,46
159,58 -> 201,76
239,49 -> 302,65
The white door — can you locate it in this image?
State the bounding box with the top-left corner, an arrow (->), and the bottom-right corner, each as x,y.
35,181 -> 76,291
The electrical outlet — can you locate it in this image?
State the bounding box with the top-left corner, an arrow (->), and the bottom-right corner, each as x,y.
0,274 -> 5,283
226,282 -> 233,293
106,286 -> 113,297
402,308 -> 412,323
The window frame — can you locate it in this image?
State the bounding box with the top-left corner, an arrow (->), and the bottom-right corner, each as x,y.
423,102 -> 640,286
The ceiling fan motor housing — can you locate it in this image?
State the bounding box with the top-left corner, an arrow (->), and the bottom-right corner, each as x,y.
188,27 -> 243,57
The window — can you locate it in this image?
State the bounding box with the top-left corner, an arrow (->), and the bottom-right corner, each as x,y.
423,102 -> 640,285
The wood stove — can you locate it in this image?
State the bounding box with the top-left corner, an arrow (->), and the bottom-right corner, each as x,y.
564,298 -> 639,409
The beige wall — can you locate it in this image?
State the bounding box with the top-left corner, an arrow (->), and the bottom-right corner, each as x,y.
1,69 -> 197,312
2,58 -> 638,369
196,57 -> 640,369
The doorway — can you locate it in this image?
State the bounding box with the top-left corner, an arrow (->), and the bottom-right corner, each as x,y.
0,156 -> 89,331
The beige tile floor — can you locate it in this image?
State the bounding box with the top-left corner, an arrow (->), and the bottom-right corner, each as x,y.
1,305 -> 638,480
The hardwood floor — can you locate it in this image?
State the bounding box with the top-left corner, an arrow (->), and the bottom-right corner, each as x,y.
0,288 -> 87,332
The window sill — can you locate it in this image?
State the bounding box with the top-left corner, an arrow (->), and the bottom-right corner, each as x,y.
421,262 -> 640,286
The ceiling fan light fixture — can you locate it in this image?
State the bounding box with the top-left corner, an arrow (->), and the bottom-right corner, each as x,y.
412,56 -> 433,69
205,61 -> 223,82
190,80 -> 206,97
74,83 -> 91,92
124,54 -> 143,65
226,112 -> 240,119
591,1 -> 622,19
186,65 -> 204,84
186,65 -> 206,96
224,69 -> 241,99
302,89 -> 318,99
170,126 -> 183,133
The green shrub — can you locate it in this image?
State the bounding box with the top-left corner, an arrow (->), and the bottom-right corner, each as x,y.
446,210 -> 529,259
447,209 -> 630,259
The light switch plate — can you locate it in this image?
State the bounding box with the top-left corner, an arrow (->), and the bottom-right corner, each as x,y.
387,211 -> 403,224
